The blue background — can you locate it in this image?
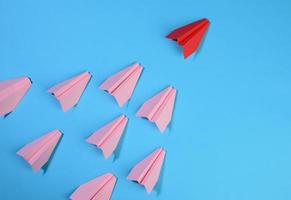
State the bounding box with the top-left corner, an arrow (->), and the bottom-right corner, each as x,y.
1,0 -> 291,199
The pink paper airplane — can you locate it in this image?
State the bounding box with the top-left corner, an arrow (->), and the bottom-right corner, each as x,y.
48,71 -> 91,111
136,86 -> 177,132
99,63 -> 143,107
17,129 -> 63,172
70,173 -> 117,200
0,76 -> 32,117
127,147 -> 166,193
86,115 -> 128,159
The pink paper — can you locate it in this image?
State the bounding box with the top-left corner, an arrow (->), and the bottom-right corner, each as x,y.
136,86 -> 177,132
127,147 -> 166,193
0,76 -> 32,116
86,115 -> 128,159
48,71 -> 91,111
99,63 -> 143,107
17,129 -> 62,171
70,173 -> 116,200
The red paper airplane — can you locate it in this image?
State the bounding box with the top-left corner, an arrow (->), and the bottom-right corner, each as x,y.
166,18 -> 210,58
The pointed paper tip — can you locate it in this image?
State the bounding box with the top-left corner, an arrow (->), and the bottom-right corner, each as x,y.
102,151 -> 111,159
86,71 -> 92,77
183,53 -> 190,59
131,63 -> 143,71
133,62 -> 141,66
165,85 -> 176,93
3,111 -> 12,118
133,63 -> 144,71
137,63 -> 144,69
104,173 -> 117,183
156,124 -> 166,133
203,18 -> 210,23
145,187 -> 152,194
116,98 -> 125,107
16,148 -> 23,157
116,114 -> 127,120
27,77 -> 33,84
157,147 -> 165,153
56,129 -> 64,137
61,105 -> 69,112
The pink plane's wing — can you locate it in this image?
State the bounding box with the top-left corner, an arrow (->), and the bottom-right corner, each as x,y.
136,86 -> 177,132
0,76 -> 32,116
86,115 -> 128,159
48,71 -> 91,112
99,63 -> 143,107
17,129 -> 62,171
70,173 -> 116,200
127,147 -> 166,193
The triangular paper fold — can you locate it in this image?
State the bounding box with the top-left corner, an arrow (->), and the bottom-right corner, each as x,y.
127,147 -> 166,193
48,71 -> 91,111
99,63 -> 143,107
136,86 -> 177,132
70,173 -> 117,200
17,129 -> 63,172
0,76 -> 32,117
86,115 -> 128,159
166,18 -> 210,58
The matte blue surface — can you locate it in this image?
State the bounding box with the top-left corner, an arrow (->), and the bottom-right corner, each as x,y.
1,0 -> 291,199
